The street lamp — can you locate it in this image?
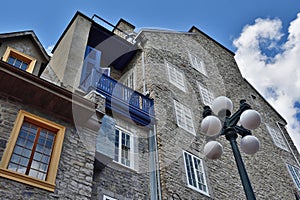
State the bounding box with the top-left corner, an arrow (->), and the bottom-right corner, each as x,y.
201,96 -> 261,200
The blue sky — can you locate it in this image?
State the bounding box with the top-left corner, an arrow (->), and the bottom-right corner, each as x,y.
1,1 -> 300,151
1,0 -> 298,52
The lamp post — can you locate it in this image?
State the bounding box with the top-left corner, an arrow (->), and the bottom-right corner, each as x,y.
201,96 -> 261,200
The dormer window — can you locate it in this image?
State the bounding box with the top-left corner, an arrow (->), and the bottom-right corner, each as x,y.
3,47 -> 37,73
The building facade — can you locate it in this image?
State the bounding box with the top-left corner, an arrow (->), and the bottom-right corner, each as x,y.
0,11 -> 300,200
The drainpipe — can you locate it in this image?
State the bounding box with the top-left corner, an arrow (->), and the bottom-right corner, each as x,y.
142,51 -> 146,94
149,124 -> 162,200
139,42 -> 161,200
138,41 -> 147,95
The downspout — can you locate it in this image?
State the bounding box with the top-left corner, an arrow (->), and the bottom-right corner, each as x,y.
142,51 -> 146,94
149,125 -> 162,200
139,43 -> 161,200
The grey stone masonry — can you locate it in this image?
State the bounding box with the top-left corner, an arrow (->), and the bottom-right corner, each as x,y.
0,95 -> 97,200
133,29 -> 300,199
91,111 -> 151,200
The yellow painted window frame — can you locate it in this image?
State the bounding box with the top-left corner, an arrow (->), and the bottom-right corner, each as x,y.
2,46 -> 37,73
0,110 -> 65,192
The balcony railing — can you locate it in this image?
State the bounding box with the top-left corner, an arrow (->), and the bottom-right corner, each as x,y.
81,70 -> 154,126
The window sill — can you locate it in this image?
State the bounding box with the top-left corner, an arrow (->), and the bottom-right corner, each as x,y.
0,168 -> 55,192
112,160 -> 136,172
187,184 -> 210,197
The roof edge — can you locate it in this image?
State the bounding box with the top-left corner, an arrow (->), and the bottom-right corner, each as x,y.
189,26 -> 235,56
0,30 -> 50,61
243,78 -> 287,124
51,11 -> 92,53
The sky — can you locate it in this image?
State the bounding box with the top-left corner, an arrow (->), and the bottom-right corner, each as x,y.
1,0 -> 300,151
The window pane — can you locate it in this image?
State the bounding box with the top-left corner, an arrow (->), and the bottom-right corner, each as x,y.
184,151 -> 208,195
20,157 -> 29,167
266,124 -> 289,151
41,155 -> 50,163
33,152 -> 42,161
25,140 -> 34,150
114,128 -> 132,168
288,164 -> 300,190
8,120 -> 56,181
16,166 -> 26,174
114,130 -> 120,161
174,100 -> 195,134
14,59 -> 22,67
7,57 -> 15,65
20,63 -> 28,71
21,148 -> 31,157
28,169 -> 39,179
36,144 -> 43,153
167,63 -> 185,91
14,145 -> 23,155
8,163 -> 18,171
10,154 -> 21,164
44,147 -> 52,156
16,137 -> 25,146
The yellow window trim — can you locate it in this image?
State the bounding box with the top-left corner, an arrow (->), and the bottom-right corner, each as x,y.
0,110 -> 66,192
3,46 -> 37,73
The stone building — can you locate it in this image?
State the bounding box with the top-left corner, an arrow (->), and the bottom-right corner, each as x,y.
0,11 -> 300,200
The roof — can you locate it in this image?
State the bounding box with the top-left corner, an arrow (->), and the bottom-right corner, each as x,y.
51,11 -> 92,53
188,26 -> 235,56
0,30 -> 50,61
0,59 -> 96,124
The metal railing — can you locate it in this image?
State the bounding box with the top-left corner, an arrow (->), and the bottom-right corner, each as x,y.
96,74 -> 154,116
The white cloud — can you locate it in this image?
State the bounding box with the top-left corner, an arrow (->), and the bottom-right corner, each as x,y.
46,45 -> 54,56
233,13 -> 300,152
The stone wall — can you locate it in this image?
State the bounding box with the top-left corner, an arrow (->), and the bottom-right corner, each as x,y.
0,95 -> 97,200
137,30 -> 300,199
91,113 -> 151,200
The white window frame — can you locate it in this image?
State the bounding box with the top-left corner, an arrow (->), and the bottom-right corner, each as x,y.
114,126 -> 134,169
183,151 -> 209,196
198,83 -> 214,106
188,53 -> 207,76
103,195 -> 117,200
287,163 -> 300,190
166,62 -> 186,92
266,124 -> 289,151
174,100 -> 195,135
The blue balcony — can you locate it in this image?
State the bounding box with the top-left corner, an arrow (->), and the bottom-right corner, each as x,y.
81,70 -> 154,126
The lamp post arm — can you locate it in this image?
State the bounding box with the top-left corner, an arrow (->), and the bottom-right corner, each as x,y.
235,126 -> 251,137
228,100 -> 252,127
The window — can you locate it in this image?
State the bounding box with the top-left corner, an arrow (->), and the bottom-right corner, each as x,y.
0,110 -> 65,191
2,47 -> 36,73
266,124 -> 289,151
174,100 -> 195,135
183,151 -> 209,196
123,69 -> 135,89
103,195 -> 117,200
250,94 -> 260,107
166,62 -> 186,92
198,83 -> 214,106
80,46 -> 102,91
114,127 -> 134,168
287,164 -> 300,190
189,53 -> 207,76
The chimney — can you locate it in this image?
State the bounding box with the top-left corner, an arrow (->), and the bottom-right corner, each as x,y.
113,18 -> 136,43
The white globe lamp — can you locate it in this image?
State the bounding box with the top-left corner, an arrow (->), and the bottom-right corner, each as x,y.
240,109 -> 261,130
240,135 -> 260,155
211,96 -> 233,117
204,141 -> 223,159
201,115 -> 222,136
